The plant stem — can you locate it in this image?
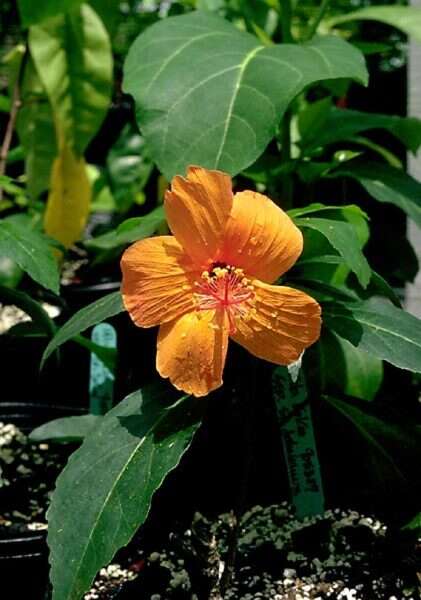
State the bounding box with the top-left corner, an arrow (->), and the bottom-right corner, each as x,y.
279,0 -> 293,43
280,108 -> 293,209
218,356 -> 257,597
0,46 -> 27,202
305,0 -> 330,41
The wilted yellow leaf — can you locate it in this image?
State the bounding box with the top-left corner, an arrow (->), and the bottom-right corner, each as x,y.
44,144 -> 91,249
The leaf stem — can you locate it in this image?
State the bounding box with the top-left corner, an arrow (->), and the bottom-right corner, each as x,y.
0,46 -> 28,201
305,0 -> 330,41
218,355 -> 257,597
0,284 -> 57,338
280,0 -> 294,43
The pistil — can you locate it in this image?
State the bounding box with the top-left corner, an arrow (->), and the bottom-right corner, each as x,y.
194,265 -> 255,334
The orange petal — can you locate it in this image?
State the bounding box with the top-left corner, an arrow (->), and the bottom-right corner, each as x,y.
157,310 -> 229,397
121,236 -> 198,328
221,191 -> 303,283
232,280 -> 321,365
165,166 -> 233,268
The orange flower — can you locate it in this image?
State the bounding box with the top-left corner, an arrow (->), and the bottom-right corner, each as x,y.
121,166 -> 321,397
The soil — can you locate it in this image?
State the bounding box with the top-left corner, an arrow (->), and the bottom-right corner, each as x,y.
0,421 -> 70,534
85,504 -> 421,600
1,422 -> 419,600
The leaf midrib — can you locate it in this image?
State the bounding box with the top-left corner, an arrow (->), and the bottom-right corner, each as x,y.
57,405 -> 171,600
214,45 -> 264,168
326,306 -> 421,350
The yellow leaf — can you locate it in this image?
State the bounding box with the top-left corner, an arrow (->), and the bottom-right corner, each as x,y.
44,144 -> 91,249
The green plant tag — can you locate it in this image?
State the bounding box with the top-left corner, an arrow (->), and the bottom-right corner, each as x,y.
89,323 -> 116,415
272,366 -> 324,518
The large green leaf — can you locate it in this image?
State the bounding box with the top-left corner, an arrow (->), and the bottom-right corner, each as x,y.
0,218 -> 60,294
42,291 -> 124,366
18,0 -> 82,26
299,105 -> 421,154
328,6 -> 421,43
17,58 -> 57,199
294,216 -> 371,288
48,387 -> 204,600
123,11 -> 367,178
332,162 -> 421,227
29,3 -> 113,155
320,330 -> 383,401
85,206 -> 165,250
29,414 -> 101,443
323,298 -> 421,373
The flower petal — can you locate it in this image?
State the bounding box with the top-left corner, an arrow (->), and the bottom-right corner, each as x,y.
221,191 -> 303,283
121,236 -> 198,328
232,281 -> 321,364
165,166 -> 233,268
157,309 -> 229,397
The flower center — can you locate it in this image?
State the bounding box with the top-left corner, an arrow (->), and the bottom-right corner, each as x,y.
194,264 -> 254,334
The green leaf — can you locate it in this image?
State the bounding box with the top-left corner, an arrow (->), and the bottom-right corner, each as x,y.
0,177 -> 25,196
29,414 -> 101,443
0,218 -> 60,294
42,291 -> 124,367
0,285 -> 57,337
288,203 -> 369,247
88,0 -> 121,36
123,11 -> 367,178
348,136 -> 402,169
73,334 -> 117,373
0,256 -> 23,288
294,256 -> 400,306
17,57 -> 57,199
332,162 -> 421,227
291,278 -> 359,303
106,125 -> 154,213
352,41 -> 394,56
0,94 -> 11,112
403,512 -> 421,533
299,105 -> 421,154
323,298 -> 421,373
294,216 -> 371,288
29,3 -> 113,155
348,270 -> 402,308
7,145 -> 25,164
18,0 -> 82,26
288,203 -> 365,219
84,206 -> 165,250
328,6 -> 421,43
324,395 -> 408,485
320,330 -> 383,401
48,386 -> 204,600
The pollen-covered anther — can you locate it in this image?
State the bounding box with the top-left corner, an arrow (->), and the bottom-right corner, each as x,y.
194,265 -> 255,334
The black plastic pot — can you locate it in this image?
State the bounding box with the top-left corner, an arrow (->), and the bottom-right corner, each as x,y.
0,403 -> 84,599
61,280 -> 121,315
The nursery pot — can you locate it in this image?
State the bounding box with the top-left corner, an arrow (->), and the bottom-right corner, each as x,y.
61,280 -> 121,315
0,403 -> 84,599
0,293 -> 64,405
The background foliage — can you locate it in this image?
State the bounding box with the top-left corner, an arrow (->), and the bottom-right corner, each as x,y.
1,1 -> 421,599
